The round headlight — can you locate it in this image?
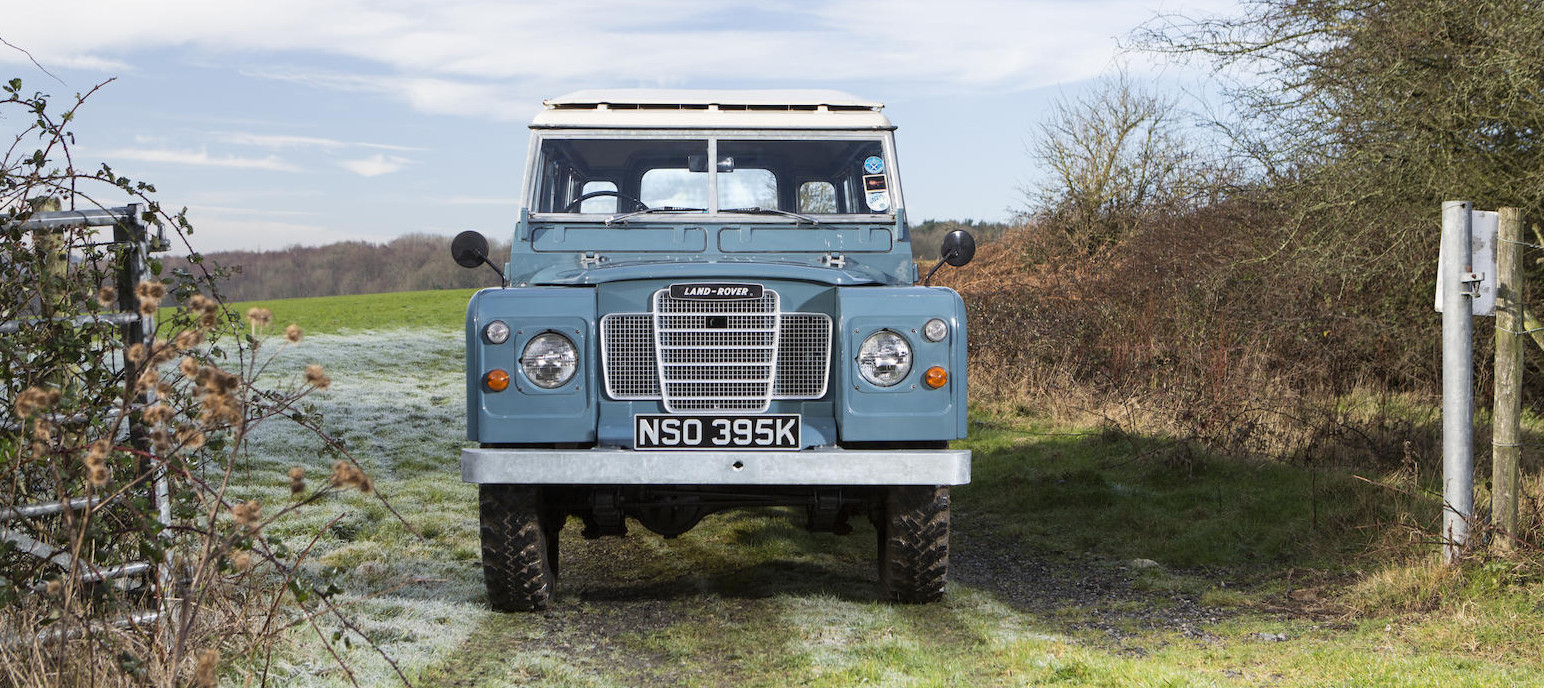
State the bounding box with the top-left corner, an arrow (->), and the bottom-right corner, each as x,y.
484,320 -> 510,344
520,332 -> 578,389
857,330 -> 912,387
923,318 -> 948,343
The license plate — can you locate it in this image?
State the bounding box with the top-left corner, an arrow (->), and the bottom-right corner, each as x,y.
634,414 -> 800,451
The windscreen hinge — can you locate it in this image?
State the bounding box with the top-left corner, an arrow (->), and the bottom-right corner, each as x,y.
821,253 -> 847,269
580,252 -> 608,269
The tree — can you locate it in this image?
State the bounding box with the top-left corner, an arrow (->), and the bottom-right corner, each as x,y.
1023,72 -> 1219,253
1136,0 -> 1544,218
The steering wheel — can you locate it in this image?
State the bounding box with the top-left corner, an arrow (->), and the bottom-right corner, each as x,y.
565,190 -> 648,213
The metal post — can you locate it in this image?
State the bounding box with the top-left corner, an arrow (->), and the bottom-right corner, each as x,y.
1441,200 -> 1475,563
1492,207 -> 1524,549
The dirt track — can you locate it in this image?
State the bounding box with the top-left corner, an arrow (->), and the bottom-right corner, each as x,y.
414,506 -> 1241,686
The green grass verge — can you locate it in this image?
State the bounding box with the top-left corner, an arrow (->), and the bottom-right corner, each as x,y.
231,288 -> 478,336
957,413 -> 1400,572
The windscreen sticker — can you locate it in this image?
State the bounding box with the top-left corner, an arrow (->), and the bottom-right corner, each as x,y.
862,155 -> 885,174
866,190 -> 891,212
863,174 -> 887,192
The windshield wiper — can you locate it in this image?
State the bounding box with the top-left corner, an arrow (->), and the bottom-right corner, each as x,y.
718,207 -> 820,226
605,206 -> 707,226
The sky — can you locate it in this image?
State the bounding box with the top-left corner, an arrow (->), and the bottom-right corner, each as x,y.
1,0 -> 1240,254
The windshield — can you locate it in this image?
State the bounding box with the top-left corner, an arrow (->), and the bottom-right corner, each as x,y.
530,136 -> 895,216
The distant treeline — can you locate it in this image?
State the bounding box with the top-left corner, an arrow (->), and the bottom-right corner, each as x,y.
169,234 -> 511,302
909,219 -> 1010,261
177,222 -> 1005,301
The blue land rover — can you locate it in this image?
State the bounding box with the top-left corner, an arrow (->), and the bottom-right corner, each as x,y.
452,90 -> 974,610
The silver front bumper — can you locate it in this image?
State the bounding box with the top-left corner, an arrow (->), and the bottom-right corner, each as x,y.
461,447 -> 970,486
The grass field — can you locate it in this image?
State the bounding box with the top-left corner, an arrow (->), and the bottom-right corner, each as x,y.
232,288 -> 478,335
227,290 -> 1544,687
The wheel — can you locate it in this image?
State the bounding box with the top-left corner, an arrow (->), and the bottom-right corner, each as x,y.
563,189 -> 647,212
878,486 -> 950,603
479,485 -> 560,611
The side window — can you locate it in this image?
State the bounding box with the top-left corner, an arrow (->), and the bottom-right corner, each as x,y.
797,182 -> 836,213
578,180 -> 617,213
718,168 -> 778,209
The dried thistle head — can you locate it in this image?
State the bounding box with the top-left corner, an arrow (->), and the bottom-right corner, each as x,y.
201,367 -> 240,396
86,439 -> 111,466
198,393 -> 242,428
232,551 -> 253,572
136,369 -> 161,394
96,285 -> 117,307
245,307 -> 274,333
176,426 -> 206,450
32,418 -> 54,443
285,323 -> 303,343
134,280 -> 165,301
142,403 -> 174,426
84,440 -> 110,479
149,337 -> 179,366
231,500 -> 262,530
328,460 -> 372,493
125,343 -> 147,364
180,356 -> 200,378
175,329 -> 205,350
194,648 -> 220,688
134,280 -> 166,305
288,465 -> 307,496
187,294 -> 219,316
13,386 -> 57,417
150,427 -> 172,454
304,364 -> 331,390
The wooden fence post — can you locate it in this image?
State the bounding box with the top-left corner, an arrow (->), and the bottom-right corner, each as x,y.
1492,207 -> 1524,549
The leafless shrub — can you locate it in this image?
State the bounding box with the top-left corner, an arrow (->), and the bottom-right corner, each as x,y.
1,76 -> 408,686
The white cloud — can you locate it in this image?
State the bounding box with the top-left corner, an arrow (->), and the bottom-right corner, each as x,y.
8,1 -> 1243,111
338,153 -> 412,177
98,147 -> 301,172
219,132 -> 424,152
240,67 -> 538,121
445,196 -> 520,206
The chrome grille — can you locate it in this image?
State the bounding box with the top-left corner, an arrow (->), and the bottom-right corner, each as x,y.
655,290 -> 778,412
598,314 -> 655,398
775,314 -> 830,398
600,288 -> 831,409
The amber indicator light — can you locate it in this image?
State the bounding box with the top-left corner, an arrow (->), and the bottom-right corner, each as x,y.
485,369 -> 510,392
924,366 -> 948,389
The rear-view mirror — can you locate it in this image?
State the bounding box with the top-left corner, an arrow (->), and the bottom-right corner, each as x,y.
941,229 -> 976,267
452,230 -> 490,269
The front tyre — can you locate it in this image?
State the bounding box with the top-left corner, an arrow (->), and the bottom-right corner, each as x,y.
878,486 -> 950,604
479,485 -> 559,612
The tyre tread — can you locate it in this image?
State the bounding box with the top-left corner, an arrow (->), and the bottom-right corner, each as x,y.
479,485 -> 556,612
881,486 -> 950,604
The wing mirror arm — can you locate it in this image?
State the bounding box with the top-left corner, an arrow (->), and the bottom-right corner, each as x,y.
451,230 -> 507,288
922,229 -> 976,286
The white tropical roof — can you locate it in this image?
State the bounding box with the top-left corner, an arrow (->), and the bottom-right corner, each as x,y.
532,89 -> 893,130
